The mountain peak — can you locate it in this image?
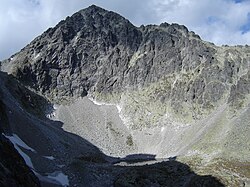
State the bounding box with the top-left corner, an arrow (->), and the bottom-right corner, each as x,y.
86,4 -> 105,10
78,4 -> 107,15
61,4 -> 131,33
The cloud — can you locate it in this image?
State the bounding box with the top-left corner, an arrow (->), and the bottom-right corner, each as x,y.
151,0 -> 250,44
0,0 -> 250,60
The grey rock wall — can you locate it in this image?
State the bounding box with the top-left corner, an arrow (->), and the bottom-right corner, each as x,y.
1,4 -> 250,129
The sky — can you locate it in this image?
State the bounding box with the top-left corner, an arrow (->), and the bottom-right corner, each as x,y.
1,0 -> 250,60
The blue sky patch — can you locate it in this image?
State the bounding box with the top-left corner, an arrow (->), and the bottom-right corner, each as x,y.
234,0 -> 245,3
240,12 -> 250,34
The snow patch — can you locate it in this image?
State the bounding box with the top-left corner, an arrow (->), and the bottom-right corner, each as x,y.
116,105 -> 122,113
88,97 -> 113,106
3,133 -> 35,169
43,156 -> 55,160
4,134 -> 36,153
46,104 -> 59,119
35,171 -> 69,187
3,134 -> 69,186
47,171 -> 69,187
88,96 -> 123,114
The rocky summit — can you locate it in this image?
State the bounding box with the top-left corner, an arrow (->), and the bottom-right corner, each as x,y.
0,5 -> 249,187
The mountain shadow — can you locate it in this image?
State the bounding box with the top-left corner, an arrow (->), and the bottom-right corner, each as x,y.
71,152 -> 224,187
113,159 -> 224,187
0,72 -> 225,187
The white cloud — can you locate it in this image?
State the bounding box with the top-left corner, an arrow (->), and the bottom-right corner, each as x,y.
151,0 -> 250,44
0,0 -> 250,60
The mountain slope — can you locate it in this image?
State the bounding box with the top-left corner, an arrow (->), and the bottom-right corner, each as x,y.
0,71 -> 225,186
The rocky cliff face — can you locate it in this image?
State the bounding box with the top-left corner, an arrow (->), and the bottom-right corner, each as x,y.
2,5 -> 250,123
1,5 -> 142,100
1,5 -> 250,186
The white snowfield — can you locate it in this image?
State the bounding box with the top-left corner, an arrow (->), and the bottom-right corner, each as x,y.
43,156 -> 56,160
3,133 -> 35,169
47,171 -> 69,187
3,133 -> 69,187
4,133 -> 36,153
34,171 -> 69,187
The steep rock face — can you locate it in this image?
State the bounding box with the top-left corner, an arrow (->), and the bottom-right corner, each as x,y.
2,5 -> 142,101
2,5 -> 250,122
0,6 -> 214,106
